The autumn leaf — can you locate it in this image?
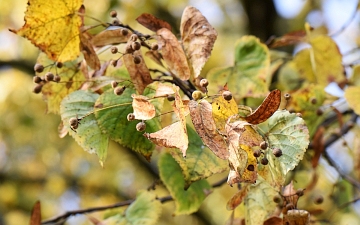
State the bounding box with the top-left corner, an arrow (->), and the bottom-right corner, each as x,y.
283,210 -> 310,225
189,100 -> 229,159
37,53 -> 84,114
207,36 -> 270,100
80,31 -> 100,70
145,50 -> 164,67
263,216 -> 283,225
158,152 -> 211,215
180,6 -> 217,79
60,90 -> 109,165
136,13 -> 172,32
345,86 -> 360,115
267,30 -> 306,48
155,83 -> 175,97
91,28 -> 132,47
29,201 -> 41,225
242,89 -> 281,124
226,185 -> 249,210
144,121 -> 188,156
172,86 -> 189,146
123,41 -> 153,94
168,125 -> 228,188
156,28 -> 191,80
10,0 -> 83,62
131,94 -> 156,120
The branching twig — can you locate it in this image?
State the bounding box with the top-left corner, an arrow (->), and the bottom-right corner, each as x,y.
41,177 -> 227,224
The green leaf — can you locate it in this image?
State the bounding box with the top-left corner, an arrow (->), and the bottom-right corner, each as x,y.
293,35 -> 345,86
102,191 -> 162,225
158,152 -> 211,215
38,53 -> 84,114
245,177 -> 278,225
207,36 -> 270,100
60,90 -> 109,165
169,125 -> 228,188
257,110 -> 309,187
94,84 -> 162,160
345,86 -> 360,115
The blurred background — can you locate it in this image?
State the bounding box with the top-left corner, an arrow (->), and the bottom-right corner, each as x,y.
1,0 -> 360,224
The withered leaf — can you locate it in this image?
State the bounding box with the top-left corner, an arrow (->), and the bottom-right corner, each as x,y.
29,201 -> 41,225
263,216 -> 283,225
180,6 -> 217,78
156,28 -> 191,80
212,91 -> 239,135
173,86 -> 188,140
136,13 -> 172,32
311,126 -> 325,168
243,89 -> 281,124
132,94 -> 156,120
155,83 -> 175,97
144,121 -> 188,156
80,31 -> 100,70
283,210 -> 310,225
123,44 -> 152,94
267,30 -> 306,48
189,100 -> 229,159
226,185 -> 249,210
91,28 -> 132,47
145,50 -> 164,67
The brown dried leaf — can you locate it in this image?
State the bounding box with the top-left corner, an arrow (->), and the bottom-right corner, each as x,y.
226,185 -> 249,210
263,216 -> 283,225
144,121 -> 188,156
155,83 -> 175,97
136,13 -> 172,32
267,30 -> 306,48
132,94 -> 156,120
29,201 -> 41,225
91,28 -> 131,47
311,126 -> 325,168
243,89 -> 281,124
145,50 -> 164,67
180,6 -> 217,78
80,31 -> 100,70
283,210 -> 310,225
189,100 -> 229,159
123,45 -> 152,94
156,28 -> 191,80
173,86 -> 188,139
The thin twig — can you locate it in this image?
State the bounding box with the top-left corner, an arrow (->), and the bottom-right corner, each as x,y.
41,177 -> 227,224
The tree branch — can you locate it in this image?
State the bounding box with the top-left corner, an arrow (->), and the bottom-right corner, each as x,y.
41,177 -> 227,224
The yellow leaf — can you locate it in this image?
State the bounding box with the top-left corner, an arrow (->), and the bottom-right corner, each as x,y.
345,86 -> 360,115
131,94 -> 156,120
10,0 -> 83,62
212,91 -> 238,134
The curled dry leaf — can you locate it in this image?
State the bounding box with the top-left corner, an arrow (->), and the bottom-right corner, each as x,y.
91,28 -> 132,47
226,184 -> 249,210
9,0 -> 83,62
267,30 -> 306,49
123,43 -> 152,94
189,100 -> 229,159
144,121 -> 188,157
156,28 -> 191,80
80,31 -> 100,70
29,201 -> 41,225
243,89 -> 281,124
136,13 -> 172,32
263,216 -> 283,225
173,86 -> 189,137
180,6 -> 218,78
155,83 -> 175,97
283,210 -> 310,225
131,94 -> 156,120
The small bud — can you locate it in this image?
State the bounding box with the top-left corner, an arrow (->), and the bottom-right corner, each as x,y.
316,108 -> 323,116
33,84 -> 43,94
114,86 -> 126,95
112,19 -> 120,26
110,46 -> 118,54
272,148 -> 282,157
284,93 -> 291,100
127,113 -> 135,121
253,149 -> 261,158
54,75 -> 61,82
34,63 -> 44,73
133,55 -> 141,64
130,34 -> 138,42
33,76 -> 42,84
111,60 -> 118,67
125,44 -> 134,54
132,42 -> 141,51
110,10 -> 117,18
121,29 -> 128,36
151,43 -> 159,51
69,117 -> 78,127
199,79 -> 209,88
296,113 -> 302,117
296,189 -> 304,197
56,61 -> 63,68
45,72 -> 54,82
261,157 -> 268,165
192,90 -> 203,100
273,195 -> 282,203
314,195 -> 324,204
167,95 -> 175,101
260,141 -> 268,150
136,121 -> 146,132
222,91 -> 232,101
247,164 -> 255,171
111,81 -> 118,88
